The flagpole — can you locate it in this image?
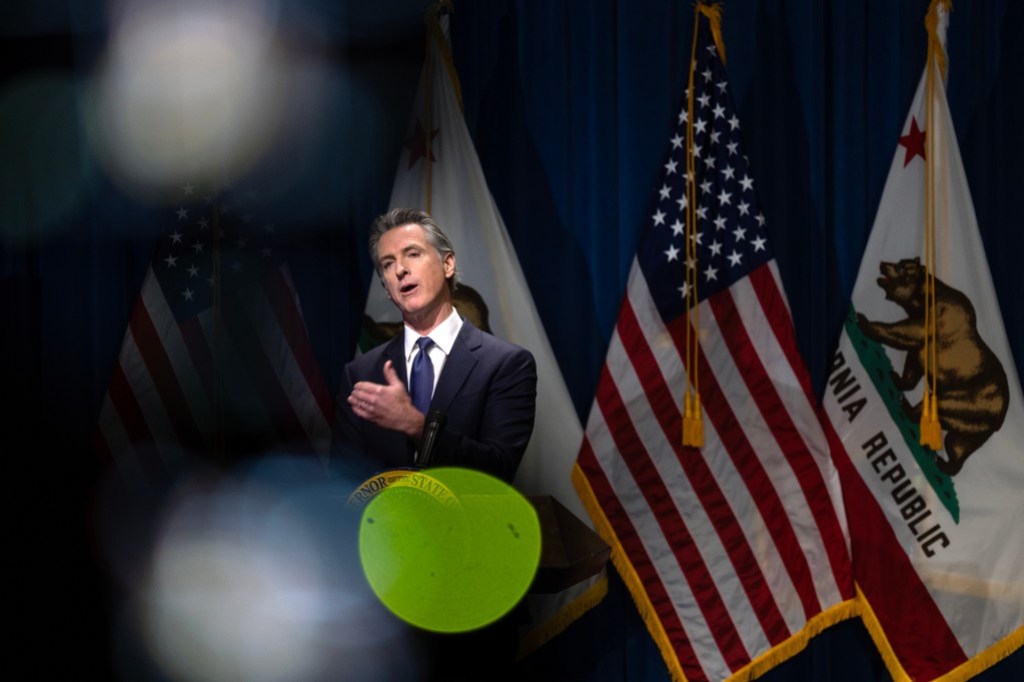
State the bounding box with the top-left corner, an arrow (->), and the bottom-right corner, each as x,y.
683,7 -> 699,448
422,13 -> 433,213
422,1 -> 456,213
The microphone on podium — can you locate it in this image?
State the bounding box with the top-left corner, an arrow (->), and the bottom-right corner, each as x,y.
415,410 -> 447,468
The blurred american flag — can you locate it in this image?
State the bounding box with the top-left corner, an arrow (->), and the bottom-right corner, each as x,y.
96,183 -> 331,486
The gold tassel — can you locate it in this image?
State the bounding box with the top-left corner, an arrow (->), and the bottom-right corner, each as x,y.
680,7 -> 712,452
690,394 -> 704,447
682,392 -> 704,448
919,392 -> 942,450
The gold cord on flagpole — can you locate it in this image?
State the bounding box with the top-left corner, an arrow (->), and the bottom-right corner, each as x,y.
681,8 -> 698,447
919,0 -> 951,450
682,11 -> 697,447
681,5 -> 722,448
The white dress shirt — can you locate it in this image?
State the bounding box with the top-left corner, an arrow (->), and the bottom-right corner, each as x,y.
403,308 -> 464,398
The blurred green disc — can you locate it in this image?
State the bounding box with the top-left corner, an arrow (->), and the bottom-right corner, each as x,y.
358,467 -> 541,633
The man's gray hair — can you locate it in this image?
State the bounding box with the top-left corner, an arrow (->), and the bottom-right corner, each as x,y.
369,208 -> 460,292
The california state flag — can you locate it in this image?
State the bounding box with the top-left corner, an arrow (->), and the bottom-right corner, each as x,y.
362,7 -> 598,652
823,2 -> 1024,679
367,10 -> 583,519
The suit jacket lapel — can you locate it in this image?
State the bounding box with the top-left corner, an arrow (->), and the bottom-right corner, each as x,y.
431,320 -> 481,412
381,334 -> 408,386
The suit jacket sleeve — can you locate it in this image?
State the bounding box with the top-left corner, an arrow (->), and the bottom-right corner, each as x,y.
329,338 -> 412,480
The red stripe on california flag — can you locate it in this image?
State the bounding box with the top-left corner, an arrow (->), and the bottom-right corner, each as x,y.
824,417 -> 967,679
577,436 -> 708,682
596,356 -> 751,672
617,298 -> 791,646
748,264 -> 854,597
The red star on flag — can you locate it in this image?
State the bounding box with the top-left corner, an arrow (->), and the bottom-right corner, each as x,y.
405,118 -> 439,169
898,116 -> 926,167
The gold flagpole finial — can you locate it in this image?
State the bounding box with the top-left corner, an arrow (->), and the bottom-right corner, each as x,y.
925,0 -> 952,83
695,2 -> 727,65
427,0 -> 455,18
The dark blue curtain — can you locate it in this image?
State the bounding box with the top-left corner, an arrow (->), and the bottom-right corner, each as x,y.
2,0 -> 1021,679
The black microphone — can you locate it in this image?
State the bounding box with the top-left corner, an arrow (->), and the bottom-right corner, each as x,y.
415,410 -> 447,468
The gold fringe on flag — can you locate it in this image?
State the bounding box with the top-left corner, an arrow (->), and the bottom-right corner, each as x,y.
919,0 -> 952,450
573,466 -> 861,682
571,465 -> 687,682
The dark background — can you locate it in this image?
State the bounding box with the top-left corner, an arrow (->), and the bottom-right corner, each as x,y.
3,0 -> 1021,680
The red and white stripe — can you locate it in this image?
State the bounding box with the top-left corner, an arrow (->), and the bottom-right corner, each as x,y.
578,259 -> 853,682
96,264 -> 332,487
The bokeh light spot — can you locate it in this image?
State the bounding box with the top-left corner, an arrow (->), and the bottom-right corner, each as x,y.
85,0 -> 285,196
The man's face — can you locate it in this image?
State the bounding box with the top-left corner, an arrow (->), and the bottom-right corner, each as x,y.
377,223 -> 455,326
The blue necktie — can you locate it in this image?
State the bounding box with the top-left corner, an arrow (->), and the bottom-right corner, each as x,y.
410,337 -> 434,414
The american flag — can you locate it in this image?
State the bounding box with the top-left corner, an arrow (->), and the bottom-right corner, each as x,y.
572,8 -> 855,682
96,184 -> 332,487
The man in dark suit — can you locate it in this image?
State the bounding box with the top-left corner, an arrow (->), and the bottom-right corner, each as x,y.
332,207 -> 537,483
332,208 -> 537,680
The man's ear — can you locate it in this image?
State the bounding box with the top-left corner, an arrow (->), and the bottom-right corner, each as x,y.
443,253 -> 456,278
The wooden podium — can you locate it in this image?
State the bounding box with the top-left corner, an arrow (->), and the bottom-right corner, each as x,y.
527,495 -> 610,594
